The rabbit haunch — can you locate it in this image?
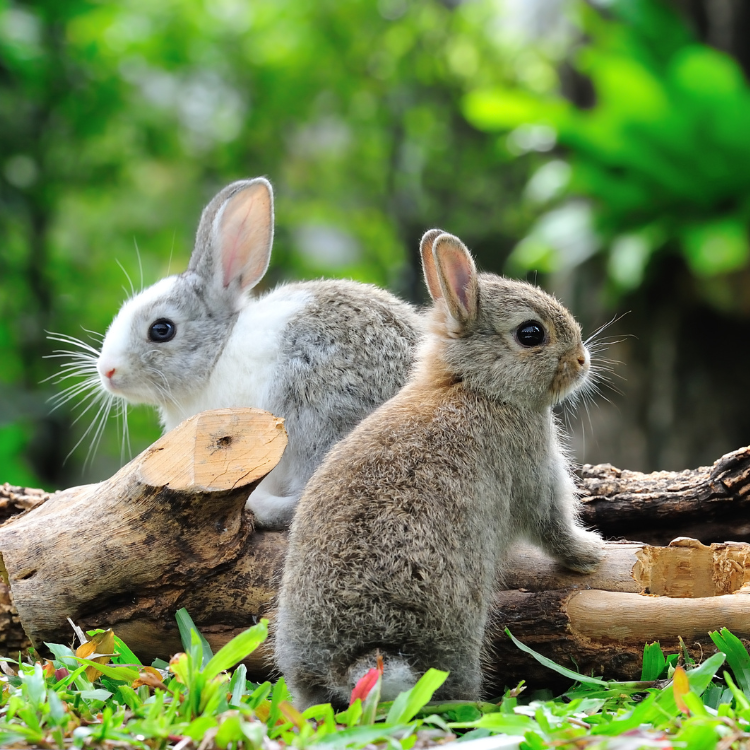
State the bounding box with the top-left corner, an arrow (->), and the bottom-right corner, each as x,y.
89,177 -> 422,528
276,230 -> 603,709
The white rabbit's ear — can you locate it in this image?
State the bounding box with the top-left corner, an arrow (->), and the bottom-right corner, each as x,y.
213,178 -> 274,290
420,228 -> 445,301
432,233 -> 478,323
190,178 -> 274,293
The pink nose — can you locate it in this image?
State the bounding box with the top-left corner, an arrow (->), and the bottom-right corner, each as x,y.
106,368 -> 116,379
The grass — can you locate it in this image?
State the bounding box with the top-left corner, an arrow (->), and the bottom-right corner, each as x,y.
0,610 -> 749,749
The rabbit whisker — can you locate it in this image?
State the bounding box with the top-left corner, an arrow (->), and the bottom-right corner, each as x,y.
116,258 -> 136,300
134,237 -> 144,292
583,312 -> 630,347
45,332 -> 102,358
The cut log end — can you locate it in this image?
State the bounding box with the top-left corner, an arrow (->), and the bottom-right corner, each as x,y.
139,408 -> 287,492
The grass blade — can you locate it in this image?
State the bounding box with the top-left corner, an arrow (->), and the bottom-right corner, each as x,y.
641,642 -> 666,681
203,619 -> 268,681
710,628 -> 750,693
505,629 -> 607,686
175,608 -> 213,667
386,668 -> 448,724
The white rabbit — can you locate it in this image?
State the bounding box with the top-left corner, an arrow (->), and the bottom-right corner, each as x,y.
276,229 -> 603,708
87,178 -> 422,527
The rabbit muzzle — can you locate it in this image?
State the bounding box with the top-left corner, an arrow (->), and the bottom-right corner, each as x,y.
549,344 -> 590,404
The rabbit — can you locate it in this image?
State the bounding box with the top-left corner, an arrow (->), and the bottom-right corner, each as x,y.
91,178 -> 423,528
275,229 -> 604,709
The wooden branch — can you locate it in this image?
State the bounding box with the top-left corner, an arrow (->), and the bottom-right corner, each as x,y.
1,419 -> 750,689
579,445 -> 750,544
489,538 -> 750,690
0,408 -> 287,663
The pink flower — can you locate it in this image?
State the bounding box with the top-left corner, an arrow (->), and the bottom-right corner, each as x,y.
350,656 -> 384,705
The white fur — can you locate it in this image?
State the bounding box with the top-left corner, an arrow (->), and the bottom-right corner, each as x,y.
159,285 -> 312,430
98,278 -> 181,402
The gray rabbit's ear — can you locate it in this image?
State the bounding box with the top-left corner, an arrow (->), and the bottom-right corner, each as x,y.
432,233 -> 478,323
420,228 -> 445,301
190,178 -> 274,292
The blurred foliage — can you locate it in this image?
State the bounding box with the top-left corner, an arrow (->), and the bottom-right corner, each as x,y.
464,0 -> 750,305
1,0 -> 749,486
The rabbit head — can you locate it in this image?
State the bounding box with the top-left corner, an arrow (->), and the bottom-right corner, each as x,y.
96,178 -> 274,407
420,229 -> 589,409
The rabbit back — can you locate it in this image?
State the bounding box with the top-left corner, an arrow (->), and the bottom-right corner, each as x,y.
277,375 -> 556,706
254,278 -> 423,505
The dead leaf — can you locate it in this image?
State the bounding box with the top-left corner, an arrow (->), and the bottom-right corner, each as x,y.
75,629 -> 115,682
673,665 -> 690,713
278,701 -> 306,730
132,666 -> 170,691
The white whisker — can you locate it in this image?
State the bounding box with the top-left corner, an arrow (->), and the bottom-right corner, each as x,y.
116,259 -> 136,299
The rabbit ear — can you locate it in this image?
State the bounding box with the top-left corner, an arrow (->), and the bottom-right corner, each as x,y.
432,233 -> 478,323
190,178 -> 274,292
420,228 -> 445,301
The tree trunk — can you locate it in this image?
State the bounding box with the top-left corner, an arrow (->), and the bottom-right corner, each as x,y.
1,413 -> 749,688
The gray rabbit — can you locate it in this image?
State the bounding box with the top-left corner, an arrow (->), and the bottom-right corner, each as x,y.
94,178 -> 422,527
275,229 -> 603,708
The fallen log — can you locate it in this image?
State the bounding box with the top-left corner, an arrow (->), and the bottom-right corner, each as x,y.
579,446 -> 750,545
1,415 -> 749,689
0,408 -> 288,671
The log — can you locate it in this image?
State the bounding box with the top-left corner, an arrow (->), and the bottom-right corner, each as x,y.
1,416 -> 750,689
489,537 -> 750,691
0,408 -> 287,668
579,445 -> 750,544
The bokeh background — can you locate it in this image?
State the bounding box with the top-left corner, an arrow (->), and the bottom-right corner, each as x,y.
2,0 -> 749,490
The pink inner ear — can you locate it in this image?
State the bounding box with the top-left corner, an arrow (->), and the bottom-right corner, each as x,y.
447,260 -> 474,314
219,185 -> 272,289
435,239 -> 477,320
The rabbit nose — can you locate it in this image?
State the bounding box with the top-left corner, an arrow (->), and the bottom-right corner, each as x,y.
577,356 -> 585,366
105,367 -> 116,379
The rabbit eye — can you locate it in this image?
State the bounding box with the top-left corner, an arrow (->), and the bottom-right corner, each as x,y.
516,321 -> 545,347
149,318 -> 176,343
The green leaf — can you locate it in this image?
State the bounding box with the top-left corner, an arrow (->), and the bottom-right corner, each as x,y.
310,724 -> 409,750
203,620 -> 268,681
182,715 -> 218,741
175,608 -> 213,667
385,669 -> 448,724
710,628 -> 750,693
505,629 -> 608,686
641,642 -> 667,681
682,218 -> 750,277
657,652 -> 726,716
228,664 -> 248,706
112,635 -> 142,667
72,657 -> 141,684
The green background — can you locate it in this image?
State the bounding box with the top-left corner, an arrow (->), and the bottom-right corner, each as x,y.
2,0 -> 749,489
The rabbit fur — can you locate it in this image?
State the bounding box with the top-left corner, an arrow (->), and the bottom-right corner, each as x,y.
275,229 -> 603,708
96,178 -> 423,528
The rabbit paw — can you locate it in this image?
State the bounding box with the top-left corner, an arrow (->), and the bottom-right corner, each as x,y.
557,529 -> 603,574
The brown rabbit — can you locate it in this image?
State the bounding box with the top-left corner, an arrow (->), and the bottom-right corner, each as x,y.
275,230 -> 603,708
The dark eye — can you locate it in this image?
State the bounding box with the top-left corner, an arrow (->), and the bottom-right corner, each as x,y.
148,318 -> 176,343
516,321 -> 545,347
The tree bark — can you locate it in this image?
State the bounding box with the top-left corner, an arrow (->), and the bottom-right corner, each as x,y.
579,445 -> 750,544
1,415 -> 750,688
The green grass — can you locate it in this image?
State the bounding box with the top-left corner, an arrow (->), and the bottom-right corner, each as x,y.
0,612 -> 749,749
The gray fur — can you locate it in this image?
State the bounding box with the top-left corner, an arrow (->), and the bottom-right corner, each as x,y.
96,178 -> 422,528
275,231 -> 603,709
253,278 -> 422,511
